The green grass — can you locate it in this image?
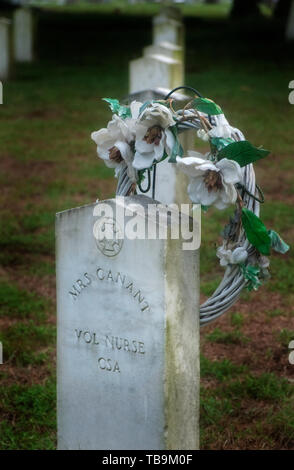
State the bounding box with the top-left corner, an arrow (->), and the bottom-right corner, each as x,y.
37,0 -> 232,19
0,380 -> 56,450
277,329 -> 294,349
266,308 -> 284,318
230,313 -> 245,328
268,399 -> 294,446
0,282 -> 49,321
206,327 -> 250,345
201,355 -> 247,382
200,366 -> 294,449
224,373 -> 293,401
200,392 -> 235,427
0,321 -> 56,366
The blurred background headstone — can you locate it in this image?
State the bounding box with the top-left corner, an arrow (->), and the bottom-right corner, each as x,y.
13,7 -> 34,62
0,18 -> 12,80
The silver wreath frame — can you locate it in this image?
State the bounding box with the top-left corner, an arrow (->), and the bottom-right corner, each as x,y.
115,103 -> 259,326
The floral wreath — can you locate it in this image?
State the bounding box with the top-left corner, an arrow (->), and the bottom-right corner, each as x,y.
91,86 -> 289,326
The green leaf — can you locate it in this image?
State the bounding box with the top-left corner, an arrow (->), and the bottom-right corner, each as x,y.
103,98 -> 120,112
192,97 -> 223,115
118,107 -> 131,119
268,230 -> 290,254
240,263 -> 262,291
210,137 -> 235,152
218,140 -> 270,167
103,98 -> 131,119
241,208 -> 271,255
168,125 -> 183,163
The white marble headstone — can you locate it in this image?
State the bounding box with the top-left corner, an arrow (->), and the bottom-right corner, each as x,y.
129,54 -> 182,94
0,18 -> 11,80
13,8 -> 34,63
143,41 -> 184,83
152,11 -> 184,50
286,0 -> 294,40
144,41 -> 183,63
56,195 -> 200,450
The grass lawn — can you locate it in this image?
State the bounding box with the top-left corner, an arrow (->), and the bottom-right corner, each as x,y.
0,3 -> 294,449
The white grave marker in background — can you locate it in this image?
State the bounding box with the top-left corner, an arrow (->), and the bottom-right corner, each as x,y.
0,18 -> 11,81
286,0 -> 294,40
13,8 -> 34,63
129,54 -> 182,94
152,7 -> 184,50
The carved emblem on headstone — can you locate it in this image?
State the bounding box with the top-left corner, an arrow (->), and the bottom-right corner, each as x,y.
94,217 -> 123,257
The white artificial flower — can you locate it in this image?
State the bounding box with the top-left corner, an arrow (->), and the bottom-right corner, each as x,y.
259,256 -> 270,270
176,151 -> 242,209
217,245 -> 248,267
247,254 -> 270,279
208,114 -> 233,139
91,103 -> 142,182
129,100 -> 143,121
259,256 -> 270,280
197,114 -> 245,142
197,128 -> 210,142
133,102 -> 176,170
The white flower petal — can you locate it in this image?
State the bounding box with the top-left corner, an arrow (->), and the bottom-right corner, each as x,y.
91,128 -> 112,146
220,182 -> 237,205
197,129 -> 209,142
231,247 -> 248,264
177,156 -> 217,178
135,123 -> 148,139
130,100 -> 143,119
216,158 -> 242,184
217,245 -> 247,266
135,139 -> 154,153
188,177 -> 218,206
217,246 -> 231,265
259,256 -> 270,269
133,151 -> 154,170
104,158 -> 119,170
139,102 -> 174,129
220,258 -> 229,266
115,141 -> 133,164
153,139 -> 165,160
209,124 -> 232,139
97,146 -> 112,161
214,198 -> 231,210
165,129 -> 175,153
187,150 -> 208,160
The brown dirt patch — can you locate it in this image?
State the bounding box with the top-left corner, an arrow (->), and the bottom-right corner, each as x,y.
0,349 -> 56,388
201,290 -> 294,378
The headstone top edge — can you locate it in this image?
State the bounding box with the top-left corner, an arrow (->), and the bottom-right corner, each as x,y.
55,195 -> 156,219
56,201 -> 97,219
138,54 -> 180,65
144,42 -> 182,53
55,195 -> 194,227
153,16 -> 182,28
156,41 -> 182,51
126,88 -> 190,103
